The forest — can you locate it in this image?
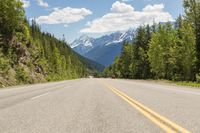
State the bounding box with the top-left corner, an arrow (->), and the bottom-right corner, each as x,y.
0,0 -> 92,87
104,0 -> 200,82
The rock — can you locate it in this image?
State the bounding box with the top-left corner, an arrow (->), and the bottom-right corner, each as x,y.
35,65 -> 43,73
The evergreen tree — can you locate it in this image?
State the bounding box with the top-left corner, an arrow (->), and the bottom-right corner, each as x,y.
0,0 -> 25,37
131,26 -> 151,79
148,24 -> 179,80
184,0 -> 200,74
0,0 -> 93,87
118,42 -> 132,78
176,16 -> 196,80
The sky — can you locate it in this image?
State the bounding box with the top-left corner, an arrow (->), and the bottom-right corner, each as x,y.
22,0 -> 184,43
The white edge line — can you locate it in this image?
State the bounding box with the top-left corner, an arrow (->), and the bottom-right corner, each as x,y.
31,92 -> 50,100
147,85 -> 200,96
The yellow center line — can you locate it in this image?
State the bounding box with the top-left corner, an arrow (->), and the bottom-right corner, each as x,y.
99,81 -> 191,133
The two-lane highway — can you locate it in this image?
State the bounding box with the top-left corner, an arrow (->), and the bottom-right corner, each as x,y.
0,78 -> 200,133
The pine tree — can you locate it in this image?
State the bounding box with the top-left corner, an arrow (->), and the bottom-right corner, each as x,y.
176,16 -> 196,80
184,0 -> 200,74
148,24 -> 179,79
131,26 -> 151,79
0,0 -> 25,37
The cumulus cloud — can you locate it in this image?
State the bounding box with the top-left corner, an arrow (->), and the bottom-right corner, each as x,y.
81,1 -> 174,33
121,0 -> 133,2
21,0 -> 30,8
36,7 -> 92,25
36,0 -> 49,8
143,4 -> 164,12
111,1 -> 134,13
64,24 -> 68,28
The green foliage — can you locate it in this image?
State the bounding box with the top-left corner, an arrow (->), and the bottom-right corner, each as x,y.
0,55 -> 10,76
176,17 -> 196,80
148,31 -> 165,78
0,0 -> 25,36
176,81 -> 200,87
131,26 -> 151,79
184,0 -> 200,73
104,25 -> 152,79
117,42 -> 132,78
30,21 -> 88,81
196,73 -> 200,83
0,0 -> 95,87
105,17 -> 197,82
148,24 -> 179,80
15,65 -> 29,83
104,1 -> 200,82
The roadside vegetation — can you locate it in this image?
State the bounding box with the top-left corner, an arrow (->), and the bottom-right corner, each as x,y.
0,0 -> 91,87
103,0 -> 200,86
175,81 -> 200,88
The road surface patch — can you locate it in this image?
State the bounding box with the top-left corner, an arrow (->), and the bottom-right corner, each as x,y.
100,81 -> 191,133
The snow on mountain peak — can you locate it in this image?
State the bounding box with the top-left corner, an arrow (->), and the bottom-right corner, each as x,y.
69,28 -> 135,55
70,35 -> 94,48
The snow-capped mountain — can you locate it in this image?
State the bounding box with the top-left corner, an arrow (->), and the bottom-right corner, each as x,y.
70,35 -> 93,48
120,28 -> 135,42
69,29 -> 135,66
70,35 -> 95,55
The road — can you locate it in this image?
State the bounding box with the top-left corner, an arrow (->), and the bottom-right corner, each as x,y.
0,78 -> 200,133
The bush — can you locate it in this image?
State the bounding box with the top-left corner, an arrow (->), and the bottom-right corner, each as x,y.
196,73 -> 200,83
15,65 -> 29,83
0,57 -> 9,75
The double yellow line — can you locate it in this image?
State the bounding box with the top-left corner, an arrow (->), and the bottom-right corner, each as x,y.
101,81 -> 191,133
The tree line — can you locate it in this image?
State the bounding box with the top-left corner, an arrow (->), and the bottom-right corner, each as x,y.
104,0 -> 200,82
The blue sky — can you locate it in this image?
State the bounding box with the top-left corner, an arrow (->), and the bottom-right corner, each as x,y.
22,0 -> 184,43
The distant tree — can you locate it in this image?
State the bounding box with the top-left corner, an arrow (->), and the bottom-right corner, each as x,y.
118,42 -> 132,78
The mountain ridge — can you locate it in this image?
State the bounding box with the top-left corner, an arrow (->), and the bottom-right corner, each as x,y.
70,29 -> 135,66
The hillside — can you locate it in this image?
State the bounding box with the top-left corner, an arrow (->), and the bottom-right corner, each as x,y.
76,54 -> 105,72
0,0 -> 95,87
84,41 -> 123,67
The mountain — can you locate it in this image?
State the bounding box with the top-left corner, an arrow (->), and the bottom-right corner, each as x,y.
76,53 -> 105,72
84,41 -> 123,67
70,29 -> 135,66
70,35 -> 95,55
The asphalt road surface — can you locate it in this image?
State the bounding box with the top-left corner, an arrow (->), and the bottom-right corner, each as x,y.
0,78 -> 200,133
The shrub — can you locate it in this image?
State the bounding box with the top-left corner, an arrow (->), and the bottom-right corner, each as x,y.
15,65 -> 29,83
0,57 -> 9,75
196,73 -> 200,83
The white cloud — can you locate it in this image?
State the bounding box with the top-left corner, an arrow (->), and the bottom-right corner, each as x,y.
121,0 -> 133,2
36,7 -> 92,25
21,0 -> 30,8
81,1 -> 174,33
111,1 -> 134,13
36,0 -> 49,8
143,4 -> 164,12
64,24 -> 68,28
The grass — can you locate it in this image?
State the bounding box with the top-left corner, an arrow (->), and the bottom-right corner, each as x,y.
174,81 -> 200,88
143,79 -> 200,88
157,80 -> 200,88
